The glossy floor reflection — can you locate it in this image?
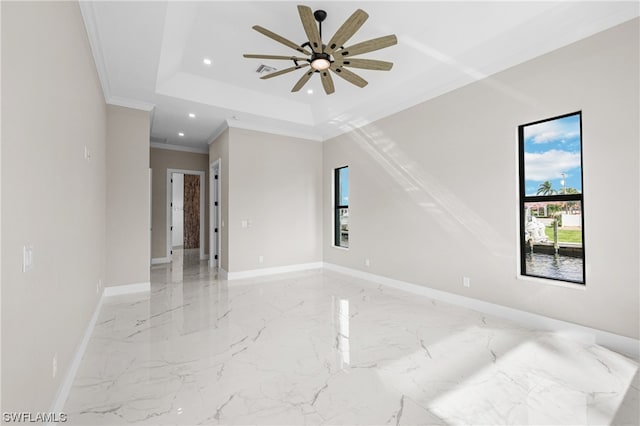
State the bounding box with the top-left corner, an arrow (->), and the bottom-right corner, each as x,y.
64,261 -> 639,425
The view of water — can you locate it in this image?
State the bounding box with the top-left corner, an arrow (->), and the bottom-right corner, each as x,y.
525,252 -> 584,283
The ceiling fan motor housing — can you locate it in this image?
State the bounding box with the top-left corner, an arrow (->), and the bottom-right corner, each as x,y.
313,10 -> 327,23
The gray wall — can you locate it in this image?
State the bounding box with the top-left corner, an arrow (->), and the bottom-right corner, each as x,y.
210,128 -> 323,272
323,18 -> 639,339
106,105 -> 151,286
2,1 -> 107,412
149,148 -> 209,259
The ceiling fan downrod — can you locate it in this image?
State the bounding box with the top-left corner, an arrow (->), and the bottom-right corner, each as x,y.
313,10 -> 327,39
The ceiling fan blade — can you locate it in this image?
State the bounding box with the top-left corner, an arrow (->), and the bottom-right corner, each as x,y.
298,5 -> 322,54
244,54 -> 309,61
324,9 -> 368,55
330,65 -> 368,88
335,34 -> 397,58
320,70 -> 335,95
334,58 -> 394,71
252,25 -> 312,56
260,63 -> 310,80
291,69 -> 315,92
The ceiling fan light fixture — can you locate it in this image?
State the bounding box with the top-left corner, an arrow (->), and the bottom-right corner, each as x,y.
311,58 -> 331,71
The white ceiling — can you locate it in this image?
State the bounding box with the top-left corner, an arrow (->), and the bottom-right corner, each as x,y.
80,1 -> 639,151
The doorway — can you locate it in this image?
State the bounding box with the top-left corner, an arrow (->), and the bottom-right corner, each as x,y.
166,169 -> 205,263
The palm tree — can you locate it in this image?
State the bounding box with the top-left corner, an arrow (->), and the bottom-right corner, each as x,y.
563,187 -> 580,213
537,181 -> 557,196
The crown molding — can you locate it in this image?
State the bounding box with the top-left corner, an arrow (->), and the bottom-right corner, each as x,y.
207,122 -> 229,146
150,142 -> 208,154
80,2 -> 156,114
79,1 -> 111,103
107,96 -> 156,112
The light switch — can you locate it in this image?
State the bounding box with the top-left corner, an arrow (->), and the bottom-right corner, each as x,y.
23,245 -> 33,272
241,220 -> 248,228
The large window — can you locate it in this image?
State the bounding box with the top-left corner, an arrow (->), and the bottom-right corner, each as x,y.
519,112 -> 585,284
334,166 -> 349,248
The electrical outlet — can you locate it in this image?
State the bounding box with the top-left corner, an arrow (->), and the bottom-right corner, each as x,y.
365,258 -> 370,267
52,353 -> 58,378
259,255 -> 264,264
463,277 -> 470,288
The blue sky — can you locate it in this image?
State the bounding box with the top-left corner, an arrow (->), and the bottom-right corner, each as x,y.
339,167 -> 349,205
523,113 -> 582,196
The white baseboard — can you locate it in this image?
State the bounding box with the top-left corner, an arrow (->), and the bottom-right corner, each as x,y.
48,281 -> 151,422
323,263 -> 640,358
48,292 -> 105,423
227,262 -> 323,280
219,268 -> 228,280
103,282 -> 150,297
153,255 -> 209,264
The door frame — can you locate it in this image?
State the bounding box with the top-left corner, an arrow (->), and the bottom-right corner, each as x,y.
209,159 -> 222,268
166,168 -> 206,261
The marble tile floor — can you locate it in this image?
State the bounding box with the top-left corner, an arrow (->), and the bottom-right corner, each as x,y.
170,247 -> 202,268
63,261 -> 639,425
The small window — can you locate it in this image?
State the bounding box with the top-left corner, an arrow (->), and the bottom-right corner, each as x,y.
334,166 -> 349,248
519,112 -> 585,284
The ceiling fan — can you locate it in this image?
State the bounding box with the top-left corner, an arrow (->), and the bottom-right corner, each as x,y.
244,5 -> 397,95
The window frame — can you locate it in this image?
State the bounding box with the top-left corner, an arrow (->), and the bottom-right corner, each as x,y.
518,111 -> 586,285
334,166 -> 349,248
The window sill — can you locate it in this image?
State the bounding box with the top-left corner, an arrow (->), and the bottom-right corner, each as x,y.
517,274 -> 586,290
332,245 -> 349,251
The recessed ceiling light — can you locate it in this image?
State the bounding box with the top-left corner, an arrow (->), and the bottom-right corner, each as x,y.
203,58 -> 212,66
188,113 -> 196,118
178,132 -> 185,137
307,89 -> 313,94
